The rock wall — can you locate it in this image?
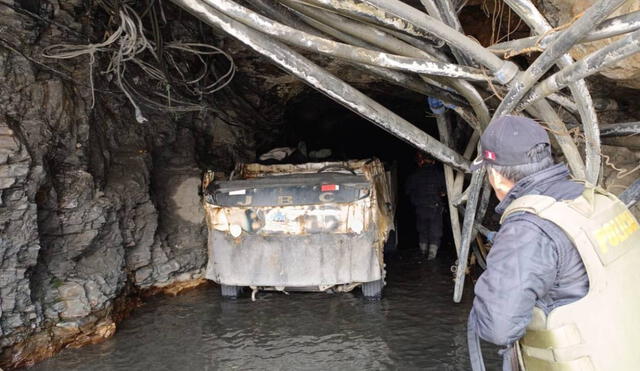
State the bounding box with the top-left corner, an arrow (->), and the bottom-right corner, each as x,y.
0,1 -> 266,367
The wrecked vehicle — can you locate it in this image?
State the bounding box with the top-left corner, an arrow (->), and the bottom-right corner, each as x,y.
202,159 -> 396,300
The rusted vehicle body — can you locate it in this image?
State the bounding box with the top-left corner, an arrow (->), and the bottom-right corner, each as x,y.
202,159 -> 396,299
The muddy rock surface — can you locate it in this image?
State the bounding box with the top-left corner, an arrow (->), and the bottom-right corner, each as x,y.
0,1 -> 265,367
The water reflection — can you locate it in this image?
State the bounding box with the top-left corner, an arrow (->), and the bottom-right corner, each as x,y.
30,252 -> 501,370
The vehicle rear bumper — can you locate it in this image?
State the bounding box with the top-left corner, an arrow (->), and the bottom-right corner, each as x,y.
206,230 -> 383,287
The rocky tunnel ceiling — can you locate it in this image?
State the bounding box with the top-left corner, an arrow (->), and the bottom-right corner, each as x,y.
1,0 -> 640,368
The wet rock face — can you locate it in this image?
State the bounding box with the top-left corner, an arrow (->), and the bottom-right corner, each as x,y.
0,124 -> 39,340
133,129 -> 208,288
0,1 -> 264,367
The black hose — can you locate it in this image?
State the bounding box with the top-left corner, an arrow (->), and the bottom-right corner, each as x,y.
170,0 -> 471,171
599,122 -> 640,138
210,0 -> 492,81
468,311 -> 487,371
472,242 -> 487,270
494,0 -> 628,117
363,0 -> 519,83
454,168 -> 485,302
619,178 -> 640,208
518,28 -> 640,109
491,10 -> 640,55
502,0 -> 601,185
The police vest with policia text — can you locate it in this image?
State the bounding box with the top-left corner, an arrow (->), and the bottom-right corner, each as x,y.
500,185 -> 640,371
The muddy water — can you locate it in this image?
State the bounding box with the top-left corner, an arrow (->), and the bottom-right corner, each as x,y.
30,252 -> 501,370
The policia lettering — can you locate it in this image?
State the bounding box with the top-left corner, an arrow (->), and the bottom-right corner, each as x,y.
594,210 -> 638,252
501,186 -> 640,371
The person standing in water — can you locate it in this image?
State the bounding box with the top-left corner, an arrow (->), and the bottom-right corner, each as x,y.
405,152 -> 446,260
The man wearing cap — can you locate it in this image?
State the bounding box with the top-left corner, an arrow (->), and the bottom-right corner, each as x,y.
468,115 -> 588,370
467,115 -> 640,371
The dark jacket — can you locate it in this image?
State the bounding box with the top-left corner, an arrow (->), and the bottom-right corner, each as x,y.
469,164 -> 589,370
405,165 -> 445,208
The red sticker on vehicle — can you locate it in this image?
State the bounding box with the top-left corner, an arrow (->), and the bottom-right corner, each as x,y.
321,184 -> 339,192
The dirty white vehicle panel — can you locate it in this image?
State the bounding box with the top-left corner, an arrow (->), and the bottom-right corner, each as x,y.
203,159 -> 395,296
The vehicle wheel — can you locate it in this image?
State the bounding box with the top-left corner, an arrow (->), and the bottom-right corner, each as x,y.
362,279 -> 384,300
220,284 -> 242,298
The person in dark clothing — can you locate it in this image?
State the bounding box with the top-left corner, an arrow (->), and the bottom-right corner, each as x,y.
467,116 -> 589,371
405,152 -> 446,259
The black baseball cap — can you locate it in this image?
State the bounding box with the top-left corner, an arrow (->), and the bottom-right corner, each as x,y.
470,115 -> 550,171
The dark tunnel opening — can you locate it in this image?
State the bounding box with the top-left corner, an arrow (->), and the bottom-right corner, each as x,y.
264,90 -> 464,258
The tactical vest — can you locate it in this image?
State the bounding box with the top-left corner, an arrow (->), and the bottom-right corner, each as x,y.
500,186 -> 640,371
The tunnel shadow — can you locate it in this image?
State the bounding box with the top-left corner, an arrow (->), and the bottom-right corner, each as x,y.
280,90 -> 459,257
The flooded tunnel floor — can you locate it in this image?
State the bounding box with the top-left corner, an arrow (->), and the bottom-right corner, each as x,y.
30,251 -> 501,370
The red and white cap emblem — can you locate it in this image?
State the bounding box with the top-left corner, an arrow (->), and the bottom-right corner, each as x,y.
484,150 -> 496,161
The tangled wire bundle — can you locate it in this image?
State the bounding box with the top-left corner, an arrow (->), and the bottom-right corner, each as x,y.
42,4 -> 235,123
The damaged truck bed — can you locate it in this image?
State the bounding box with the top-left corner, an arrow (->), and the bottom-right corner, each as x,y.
203,159 -> 396,299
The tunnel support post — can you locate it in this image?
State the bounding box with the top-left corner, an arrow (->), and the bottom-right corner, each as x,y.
432,101 -> 462,256
170,0 -> 471,171
453,168 -> 485,303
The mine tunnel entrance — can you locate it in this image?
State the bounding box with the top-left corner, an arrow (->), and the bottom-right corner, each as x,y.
5,0 -> 640,368
274,90 -> 462,256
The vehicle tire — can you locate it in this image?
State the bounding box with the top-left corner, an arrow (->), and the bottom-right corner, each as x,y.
220,284 -> 242,299
362,279 -> 384,300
